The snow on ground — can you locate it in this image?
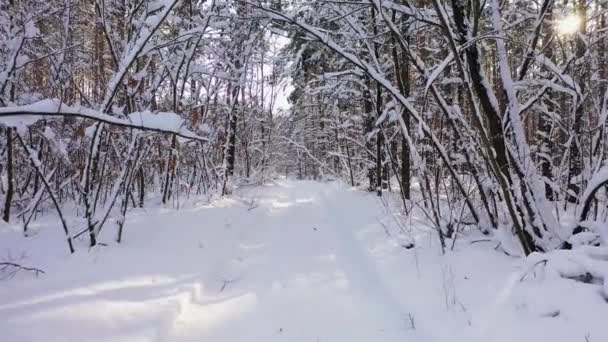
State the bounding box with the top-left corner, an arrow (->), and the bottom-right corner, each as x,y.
0,179 -> 607,342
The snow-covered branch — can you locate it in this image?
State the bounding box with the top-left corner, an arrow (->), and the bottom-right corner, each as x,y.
0,100 -> 208,142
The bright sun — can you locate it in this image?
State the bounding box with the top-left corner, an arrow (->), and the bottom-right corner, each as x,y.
557,14 -> 582,35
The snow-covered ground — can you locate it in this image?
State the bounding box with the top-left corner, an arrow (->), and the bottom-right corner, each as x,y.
1,180 -> 606,342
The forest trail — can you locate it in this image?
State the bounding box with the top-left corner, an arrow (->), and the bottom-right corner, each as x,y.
207,180 -> 434,342
0,181 -> 422,342
0,180 -> 430,342
1,180 -> 605,342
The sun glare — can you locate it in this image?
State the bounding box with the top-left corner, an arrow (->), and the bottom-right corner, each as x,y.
557,14 -> 582,35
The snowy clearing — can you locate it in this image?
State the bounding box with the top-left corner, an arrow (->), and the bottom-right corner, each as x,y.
1,180 -> 606,342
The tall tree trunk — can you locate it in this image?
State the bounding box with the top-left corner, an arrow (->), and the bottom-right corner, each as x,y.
569,0 -> 587,191
364,82 -> 376,191
3,127 -> 14,223
226,86 -> 239,177
371,6 -> 384,196
391,8 -> 411,199
138,168 -> 145,208
541,2 -> 555,200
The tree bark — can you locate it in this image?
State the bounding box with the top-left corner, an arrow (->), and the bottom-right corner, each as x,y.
3,127 -> 14,223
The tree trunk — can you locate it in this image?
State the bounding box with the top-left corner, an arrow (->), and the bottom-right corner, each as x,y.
3,127 -> 14,223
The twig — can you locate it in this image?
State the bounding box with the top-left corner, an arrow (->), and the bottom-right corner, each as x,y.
0,262 -> 45,278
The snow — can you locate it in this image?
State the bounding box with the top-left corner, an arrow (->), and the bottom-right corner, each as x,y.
425,52 -> 454,93
0,99 -> 207,142
100,0 -> 178,112
1,180 -> 607,342
128,111 -> 186,133
581,165 -> 608,209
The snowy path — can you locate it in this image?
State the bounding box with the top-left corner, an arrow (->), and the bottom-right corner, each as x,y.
1,180 -> 607,342
167,181 -> 430,342
212,181 -> 424,342
0,180 -> 425,342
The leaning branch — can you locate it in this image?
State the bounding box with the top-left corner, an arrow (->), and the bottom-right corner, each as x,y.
0,100 -> 208,142
0,262 -> 45,278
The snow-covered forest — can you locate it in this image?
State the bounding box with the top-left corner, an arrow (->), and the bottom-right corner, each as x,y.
1,0 -> 608,341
